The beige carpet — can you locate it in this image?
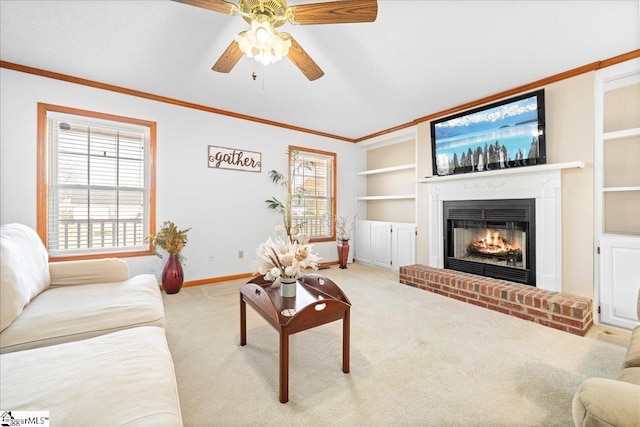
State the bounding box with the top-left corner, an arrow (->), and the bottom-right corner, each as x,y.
162,263 -> 630,427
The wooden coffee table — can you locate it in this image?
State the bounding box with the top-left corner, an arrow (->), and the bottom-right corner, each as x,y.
240,274 -> 351,403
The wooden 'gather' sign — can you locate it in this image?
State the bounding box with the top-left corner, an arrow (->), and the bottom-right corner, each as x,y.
208,145 -> 262,173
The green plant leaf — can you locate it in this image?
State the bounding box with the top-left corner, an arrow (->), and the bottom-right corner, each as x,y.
268,170 -> 287,187
265,197 -> 284,211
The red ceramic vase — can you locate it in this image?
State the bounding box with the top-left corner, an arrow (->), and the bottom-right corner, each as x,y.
162,254 -> 184,294
337,239 -> 350,269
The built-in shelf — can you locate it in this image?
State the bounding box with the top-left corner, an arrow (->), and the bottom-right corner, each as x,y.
357,195 -> 416,201
603,186 -> 640,192
603,128 -> 640,141
357,137 -> 417,224
416,161 -> 585,183
357,163 -> 416,176
594,59 -> 640,330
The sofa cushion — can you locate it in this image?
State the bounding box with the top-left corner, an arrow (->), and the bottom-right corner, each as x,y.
49,258 -> 129,286
0,326 -> 182,426
621,326 -> 640,370
0,223 -> 51,332
618,367 -> 640,386
0,274 -> 164,353
572,377 -> 640,427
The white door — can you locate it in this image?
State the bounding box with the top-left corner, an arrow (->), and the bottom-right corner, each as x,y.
371,221 -> 392,269
355,221 -> 371,263
600,235 -> 640,329
392,223 -> 416,272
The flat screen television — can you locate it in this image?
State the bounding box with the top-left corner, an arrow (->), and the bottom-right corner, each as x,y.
430,89 -> 546,176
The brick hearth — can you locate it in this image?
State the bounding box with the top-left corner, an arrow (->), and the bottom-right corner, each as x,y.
399,265 -> 593,336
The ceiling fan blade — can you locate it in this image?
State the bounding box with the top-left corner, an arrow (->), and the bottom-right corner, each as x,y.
172,0 -> 237,15
287,0 -> 377,25
212,39 -> 244,73
285,35 -> 324,81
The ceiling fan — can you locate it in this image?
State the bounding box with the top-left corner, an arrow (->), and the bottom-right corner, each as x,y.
174,0 -> 378,81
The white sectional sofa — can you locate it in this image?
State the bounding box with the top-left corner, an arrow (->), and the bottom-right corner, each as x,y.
1,257 -> 165,353
0,223 -> 182,426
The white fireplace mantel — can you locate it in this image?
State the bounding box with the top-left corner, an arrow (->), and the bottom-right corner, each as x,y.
420,161 -> 584,292
416,161 -> 584,184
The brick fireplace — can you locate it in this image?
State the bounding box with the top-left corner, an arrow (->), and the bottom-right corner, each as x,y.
426,162 -> 584,292
409,162 -> 592,335
399,265 -> 593,336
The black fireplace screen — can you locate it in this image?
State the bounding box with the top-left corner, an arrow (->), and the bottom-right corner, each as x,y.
443,199 -> 536,285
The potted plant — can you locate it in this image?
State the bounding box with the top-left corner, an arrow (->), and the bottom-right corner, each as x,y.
264,149 -> 311,238
147,220 -> 191,294
259,150 -> 319,297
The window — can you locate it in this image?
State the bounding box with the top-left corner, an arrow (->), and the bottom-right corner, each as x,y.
289,146 -> 336,241
37,104 -> 156,260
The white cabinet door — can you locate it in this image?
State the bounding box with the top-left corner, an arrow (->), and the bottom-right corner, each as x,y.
392,223 -> 416,272
355,221 -> 371,263
371,222 -> 392,269
356,220 -> 416,271
600,235 -> 640,329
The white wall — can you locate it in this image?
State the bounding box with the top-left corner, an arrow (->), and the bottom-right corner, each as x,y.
0,68 -> 357,282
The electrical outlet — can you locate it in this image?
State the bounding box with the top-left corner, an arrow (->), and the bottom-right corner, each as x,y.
238,250 -> 244,259
208,253 -> 214,262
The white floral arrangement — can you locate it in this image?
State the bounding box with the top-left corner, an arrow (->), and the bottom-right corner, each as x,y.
256,225 -> 320,287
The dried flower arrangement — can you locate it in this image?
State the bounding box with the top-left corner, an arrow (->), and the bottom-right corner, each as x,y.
255,225 -> 319,287
146,220 -> 191,264
334,214 -> 357,241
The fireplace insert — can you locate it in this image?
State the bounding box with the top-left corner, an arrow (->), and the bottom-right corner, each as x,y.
443,199 -> 536,285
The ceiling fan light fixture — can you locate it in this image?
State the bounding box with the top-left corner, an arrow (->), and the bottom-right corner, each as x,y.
235,18 -> 291,66
187,0 -> 379,80
255,25 -> 271,44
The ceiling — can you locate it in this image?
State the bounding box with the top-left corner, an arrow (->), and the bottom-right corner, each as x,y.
1,0 -> 638,141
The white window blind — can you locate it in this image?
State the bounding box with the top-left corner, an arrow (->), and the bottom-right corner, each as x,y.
289,148 -> 335,240
47,112 -> 150,256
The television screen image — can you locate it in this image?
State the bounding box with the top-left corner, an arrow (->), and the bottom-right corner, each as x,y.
430,89 -> 546,176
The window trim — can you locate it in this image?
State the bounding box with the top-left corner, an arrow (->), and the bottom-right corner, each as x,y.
37,103 -> 156,261
288,145 -> 336,243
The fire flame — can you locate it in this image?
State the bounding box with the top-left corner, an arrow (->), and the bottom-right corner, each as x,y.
474,229 -> 520,254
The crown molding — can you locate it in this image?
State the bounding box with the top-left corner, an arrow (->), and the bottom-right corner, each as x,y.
0,60 -> 354,143
2,49 -> 638,144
